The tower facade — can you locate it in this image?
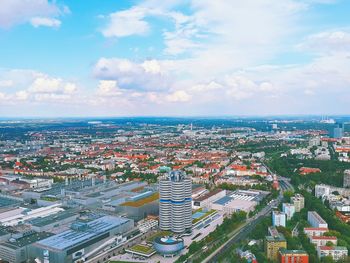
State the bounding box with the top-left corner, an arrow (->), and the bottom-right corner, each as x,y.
159,171 -> 192,233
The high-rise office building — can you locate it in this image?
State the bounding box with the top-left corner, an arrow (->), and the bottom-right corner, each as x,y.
159,171 -> 192,233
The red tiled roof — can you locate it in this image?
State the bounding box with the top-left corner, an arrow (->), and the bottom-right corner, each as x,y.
304,227 -> 329,231
319,246 -> 335,250
312,236 -> 337,240
299,167 -> 321,175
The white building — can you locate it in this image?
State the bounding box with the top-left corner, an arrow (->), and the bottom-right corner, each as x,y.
192,189 -> 226,209
304,227 -> 329,238
282,203 -> 295,220
307,211 -> 328,228
311,236 -> 337,247
138,218 -> 158,233
159,171 -> 192,233
252,152 -> 265,159
272,211 -> 286,227
211,196 -> 256,215
0,204 -> 63,226
315,184 -> 331,198
309,137 -> 321,147
315,184 -> 350,199
317,246 -> 348,261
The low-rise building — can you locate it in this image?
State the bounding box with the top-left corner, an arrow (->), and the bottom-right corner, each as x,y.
315,184 -> 350,199
192,189 -> 226,209
317,246 -> 348,261
116,192 -> 159,221
336,211 -> 350,223
0,231 -> 53,263
310,236 -> 337,247
32,215 -> 134,263
279,249 -> 309,263
27,210 -> 80,232
138,218 -> 158,233
211,196 -> 256,215
299,167 -> 321,175
304,227 -> 329,238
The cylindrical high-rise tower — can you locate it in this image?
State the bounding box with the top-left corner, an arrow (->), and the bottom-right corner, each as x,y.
159,171 -> 192,233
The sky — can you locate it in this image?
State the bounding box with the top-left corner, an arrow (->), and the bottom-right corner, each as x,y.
0,0 -> 350,117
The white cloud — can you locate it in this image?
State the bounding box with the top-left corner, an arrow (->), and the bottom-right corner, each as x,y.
90,0 -> 350,115
93,58 -> 171,91
166,90 -> 191,102
0,80 -> 13,87
96,80 -> 123,97
30,17 -> 61,28
15,90 -> 29,101
300,30 -> 350,53
102,7 -> 150,37
33,93 -> 71,102
0,0 -> 66,29
29,76 -> 77,94
142,60 -> 163,74
187,76 -> 276,102
0,92 -> 7,101
3,1 -> 349,116
29,77 -> 61,93
0,69 -> 80,105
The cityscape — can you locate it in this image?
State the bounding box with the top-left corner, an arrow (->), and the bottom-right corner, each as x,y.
1,1 -> 350,263
0,117 -> 349,263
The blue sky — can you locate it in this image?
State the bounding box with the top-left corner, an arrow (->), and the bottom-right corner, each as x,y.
0,0 -> 350,117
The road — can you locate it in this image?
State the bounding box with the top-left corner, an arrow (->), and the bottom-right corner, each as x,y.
198,175 -> 293,263
201,197 -> 281,263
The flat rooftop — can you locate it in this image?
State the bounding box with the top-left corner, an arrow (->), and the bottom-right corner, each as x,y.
308,211 -> 326,224
230,189 -> 269,202
120,192 -> 159,207
35,216 -> 131,251
266,234 -> 286,242
0,196 -> 21,208
214,196 -> 233,205
193,189 -> 223,202
1,232 -> 53,249
279,249 -> 308,255
28,210 -> 78,227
